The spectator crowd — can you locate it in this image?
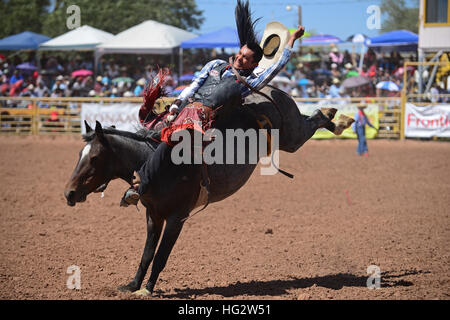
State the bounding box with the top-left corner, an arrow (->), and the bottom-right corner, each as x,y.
272,46 -> 448,101
0,45 -> 448,104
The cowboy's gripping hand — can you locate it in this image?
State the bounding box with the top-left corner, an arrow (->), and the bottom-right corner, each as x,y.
288,25 -> 305,47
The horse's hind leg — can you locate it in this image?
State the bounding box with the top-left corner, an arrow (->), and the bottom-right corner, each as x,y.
139,214 -> 187,295
118,208 -> 163,292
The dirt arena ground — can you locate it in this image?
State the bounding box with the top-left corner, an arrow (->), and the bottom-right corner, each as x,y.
0,135 -> 448,300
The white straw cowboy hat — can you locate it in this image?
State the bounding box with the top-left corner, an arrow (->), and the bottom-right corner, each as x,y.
258,21 -> 290,70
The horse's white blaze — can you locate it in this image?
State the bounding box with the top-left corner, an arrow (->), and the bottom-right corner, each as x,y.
80,144 -> 91,162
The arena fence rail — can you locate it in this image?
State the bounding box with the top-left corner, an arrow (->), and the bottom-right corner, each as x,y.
0,96 -> 174,135
0,94 -> 443,140
293,96 -> 401,139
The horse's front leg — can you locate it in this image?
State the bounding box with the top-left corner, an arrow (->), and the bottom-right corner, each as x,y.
118,208 -> 163,292
134,213 -> 187,296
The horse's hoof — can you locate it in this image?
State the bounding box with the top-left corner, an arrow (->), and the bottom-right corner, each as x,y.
320,107 -> 338,120
118,283 -> 138,292
133,288 -> 151,297
333,115 -> 355,135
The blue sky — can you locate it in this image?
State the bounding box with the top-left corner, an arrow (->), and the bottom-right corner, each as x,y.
196,0 -> 385,40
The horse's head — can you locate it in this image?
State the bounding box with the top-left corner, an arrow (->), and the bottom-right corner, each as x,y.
64,121 -> 115,206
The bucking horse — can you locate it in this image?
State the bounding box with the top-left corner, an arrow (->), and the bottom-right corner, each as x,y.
64,84 -> 352,296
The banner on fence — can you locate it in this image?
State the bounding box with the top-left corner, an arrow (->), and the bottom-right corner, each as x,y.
81,103 -> 141,134
295,102 -> 379,139
404,103 -> 450,138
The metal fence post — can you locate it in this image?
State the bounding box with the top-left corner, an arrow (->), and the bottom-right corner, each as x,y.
32,98 -> 38,135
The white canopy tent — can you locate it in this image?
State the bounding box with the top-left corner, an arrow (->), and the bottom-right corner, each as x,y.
39,25 -> 114,51
95,20 -> 197,75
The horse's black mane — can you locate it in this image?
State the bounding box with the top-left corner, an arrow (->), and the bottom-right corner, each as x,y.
82,127 -> 152,143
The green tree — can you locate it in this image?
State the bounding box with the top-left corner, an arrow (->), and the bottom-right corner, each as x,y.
0,0 -> 51,38
41,0 -> 204,37
380,0 -> 419,33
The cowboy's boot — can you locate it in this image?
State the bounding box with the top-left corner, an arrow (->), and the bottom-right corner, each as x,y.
120,171 -> 141,207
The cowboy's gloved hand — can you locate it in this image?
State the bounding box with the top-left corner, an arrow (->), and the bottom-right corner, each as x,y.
167,99 -> 181,122
169,104 -> 179,114
168,99 -> 181,114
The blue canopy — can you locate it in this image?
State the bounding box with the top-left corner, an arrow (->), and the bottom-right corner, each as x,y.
0,31 -> 51,50
302,34 -> 342,46
366,30 -> 418,47
181,27 -> 240,49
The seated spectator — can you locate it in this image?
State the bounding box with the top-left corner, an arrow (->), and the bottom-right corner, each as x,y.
367,64 -> 377,78
71,78 -> 82,93
20,84 -> 36,97
134,78 -> 146,97
38,92 -> 51,108
46,57 -> 64,74
291,85 -> 301,97
164,76 -> 175,96
106,59 -> 119,78
329,46 -> 343,68
344,63 -> 359,78
102,76 -> 110,87
51,88 -> 63,98
430,84 -> 440,103
359,65 -> 369,77
9,79 -> 23,96
94,76 -> 103,94
329,78 -> 341,98
343,50 -> 352,67
88,90 -> 97,98
364,48 -> 377,67
52,75 -> 66,92
145,65 -> 156,80
81,76 -> 94,96
110,87 -> 119,98
330,63 -> 341,79
9,70 -> 23,85
294,63 -> 305,80
81,59 -> 93,70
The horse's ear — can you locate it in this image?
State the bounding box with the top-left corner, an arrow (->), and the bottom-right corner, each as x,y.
95,121 -> 104,138
85,120 -> 92,133
95,121 -> 102,132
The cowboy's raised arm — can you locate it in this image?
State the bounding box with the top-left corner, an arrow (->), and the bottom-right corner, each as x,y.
244,25 -> 305,94
288,25 -> 305,48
